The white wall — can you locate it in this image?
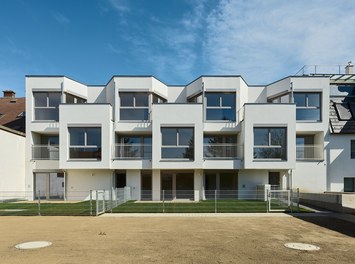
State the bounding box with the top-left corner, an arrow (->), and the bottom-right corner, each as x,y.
66,169 -> 113,200
126,169 -> 141,200
0,128 -> 25,195
243,104 -> 296,169
168,86 -> 186,103
293,162 -> 327,192
88,86 -> 106,103
327,134 -> 355,192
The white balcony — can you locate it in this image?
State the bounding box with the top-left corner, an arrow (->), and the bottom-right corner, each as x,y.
296,144 -> 324,161
32,145 -> 59,160
113,143 -> 152,160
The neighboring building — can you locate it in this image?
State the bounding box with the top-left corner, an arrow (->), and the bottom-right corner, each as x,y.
0,90 -> 26,133
24,65 -> 355,200
0,125 -> 25,197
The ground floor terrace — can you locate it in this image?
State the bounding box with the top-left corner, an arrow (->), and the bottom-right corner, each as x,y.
30,169 -> 291,201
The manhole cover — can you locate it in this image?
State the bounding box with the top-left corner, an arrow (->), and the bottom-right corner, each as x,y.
284,243 -> 320,251
15,241 -> 52,250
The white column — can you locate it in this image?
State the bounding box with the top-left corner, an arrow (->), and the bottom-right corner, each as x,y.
194,170 -> 203,201
152,169 -> 161,201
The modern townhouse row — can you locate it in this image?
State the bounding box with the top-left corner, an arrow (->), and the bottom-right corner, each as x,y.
25,64 -> 355,200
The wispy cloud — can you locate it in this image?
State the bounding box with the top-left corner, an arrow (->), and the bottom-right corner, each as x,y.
53,12 -> 70,25
203,0 -> 355,83
107,0 -> 130,13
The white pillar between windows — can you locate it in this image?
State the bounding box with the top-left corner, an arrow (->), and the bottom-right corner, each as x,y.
152,169 -> 161,201
194,170 -> 203,201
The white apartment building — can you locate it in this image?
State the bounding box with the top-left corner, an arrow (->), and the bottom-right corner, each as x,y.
25,65 -> 355,200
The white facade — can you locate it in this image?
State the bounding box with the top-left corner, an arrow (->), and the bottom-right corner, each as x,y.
0,126 -> 25,197
24,73 -> 355,200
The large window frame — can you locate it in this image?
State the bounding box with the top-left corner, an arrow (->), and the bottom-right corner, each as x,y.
205,92 -> 236,122
65,93 -> 87,104
253,127 -> 287,160
119,92 -> 149,121
161,127 -> 194,160
294,92 -> 321,122
33,92 -> 61,121
68,127 -> 102,160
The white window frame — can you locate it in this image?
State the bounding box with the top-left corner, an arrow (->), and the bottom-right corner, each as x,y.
68,127 -> 101,160
161,127 -> 194,161
119,92 -> 149,121
253,127 -> 287,161
33,92 -> 61,121
205,92 -> 236,122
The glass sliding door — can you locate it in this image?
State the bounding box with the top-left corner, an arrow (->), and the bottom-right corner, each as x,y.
141,172 -> 152,200
34,172 -> 64,200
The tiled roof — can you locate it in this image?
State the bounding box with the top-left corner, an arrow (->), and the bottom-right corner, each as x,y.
0,97 -> 26,133
329,99 -> 355,134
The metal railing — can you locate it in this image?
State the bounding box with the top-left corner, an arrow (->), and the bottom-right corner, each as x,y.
32,145 -> 59,160
203,143 -> 243,159
295,64 -> 348,76
296,144 -> 324,161
113,143 -> 152,159
253,147 -> 287,160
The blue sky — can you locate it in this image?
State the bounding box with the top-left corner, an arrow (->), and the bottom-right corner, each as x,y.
1,0 -> 354,97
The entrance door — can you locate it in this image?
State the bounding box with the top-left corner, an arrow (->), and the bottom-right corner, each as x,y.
269,172 -> 280,189
34,172 -> 64,200
141,172 -> 152,200
161,173 -> 173,200
176,173 -> 194,199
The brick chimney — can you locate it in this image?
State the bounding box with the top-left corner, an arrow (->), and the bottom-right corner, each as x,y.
345,61 -> 353,74
2,90 -> 16,98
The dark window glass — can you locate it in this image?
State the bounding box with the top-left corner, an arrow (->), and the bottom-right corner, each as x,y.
161,127 -> 194,160
308,93 -> 320,107
86,128 -> 101,146
161,128 -> 177,145
69,147 -> 101,159
253,127 -> 287,160
296,109 -> 320,121
120,93 -> 134,106
48,93 -> 61,107
135,93 -> 149,106
294,93 -> 306,107
34,108 -> 59,121
205,92 -> 236,121
206,93 -> 220,106
351,140 -> 355,159
34,92 -> 47,107
120,109 -> 149,120
344,178 -> 355,192
66,94 -> 75,103
254,128 -> 269,146
294,93 -> 321,121
69,128 -> 85,145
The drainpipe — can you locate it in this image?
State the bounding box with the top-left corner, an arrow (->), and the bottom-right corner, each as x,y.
290,82 -> 294,103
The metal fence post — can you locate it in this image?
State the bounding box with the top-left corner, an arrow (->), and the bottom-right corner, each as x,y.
266,189 -> 269,213
96,190 -> 99,216
214,189 -> 217,214
162,190 -> 165,213
297,188 -> 300,212
37,190 -> 41,216
110,189 -> 113,213
103,189 -> 106,213
89,190 -> 92,216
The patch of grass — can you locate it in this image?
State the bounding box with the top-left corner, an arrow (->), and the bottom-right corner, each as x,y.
111,200 -> 312,213
0,201 -> 92,216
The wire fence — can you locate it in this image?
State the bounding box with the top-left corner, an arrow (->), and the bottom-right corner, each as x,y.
0,188 -> 302,216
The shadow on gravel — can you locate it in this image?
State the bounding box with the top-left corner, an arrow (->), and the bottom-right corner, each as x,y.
292,215 -> 355,238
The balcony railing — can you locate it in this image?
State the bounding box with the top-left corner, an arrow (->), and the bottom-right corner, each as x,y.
253,147 -> 287,160
113,144 -> 152,159
203,143 -> 243,159
296,144 -> 324,161
32,145 -> 59,160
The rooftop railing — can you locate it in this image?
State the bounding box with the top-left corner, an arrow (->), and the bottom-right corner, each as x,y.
295,64 -> 348,76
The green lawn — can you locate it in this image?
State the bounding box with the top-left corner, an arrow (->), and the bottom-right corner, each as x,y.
111,200 -> 310,213
0,201 -> 93,216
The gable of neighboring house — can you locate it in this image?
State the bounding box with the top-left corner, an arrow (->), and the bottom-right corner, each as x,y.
0,91 -> 26,133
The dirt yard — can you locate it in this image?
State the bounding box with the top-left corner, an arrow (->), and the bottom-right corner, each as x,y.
0,214 -> 354,264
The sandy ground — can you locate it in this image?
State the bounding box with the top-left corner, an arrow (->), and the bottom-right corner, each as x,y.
0,215 -> 354,264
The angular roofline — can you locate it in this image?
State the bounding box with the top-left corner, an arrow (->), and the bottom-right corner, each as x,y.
25,75 -> 87,86
0,125 -> 25,137
185,75 -> 247,87
266,75 -> 330,87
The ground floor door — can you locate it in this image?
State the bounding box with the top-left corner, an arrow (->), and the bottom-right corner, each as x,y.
161,172 -> 194,200
141,172 -> 152,200
268,172 -> 281,189
34,172 -> 64,200
204,171 -> 238,199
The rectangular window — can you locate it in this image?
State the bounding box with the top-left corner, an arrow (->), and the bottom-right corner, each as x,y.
161,127 -> 194,160
69,127 -> 101,160
344,178 -> 355,192
351,140 -> 355,159
33,92 -> 61,121
115,135 -> 152,159
120,92 -> 149,120
205,92 -> 236,121
66,93 -> 86,104
253,127 -> 287,160
294,92 -> 321,121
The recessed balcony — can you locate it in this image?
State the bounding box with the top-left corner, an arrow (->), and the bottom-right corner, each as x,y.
113,143 -> 152,160
296,144 -> 324,161
32,145 -> 59,160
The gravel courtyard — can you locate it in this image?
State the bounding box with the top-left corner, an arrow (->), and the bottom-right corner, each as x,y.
0,214 -> 354,264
